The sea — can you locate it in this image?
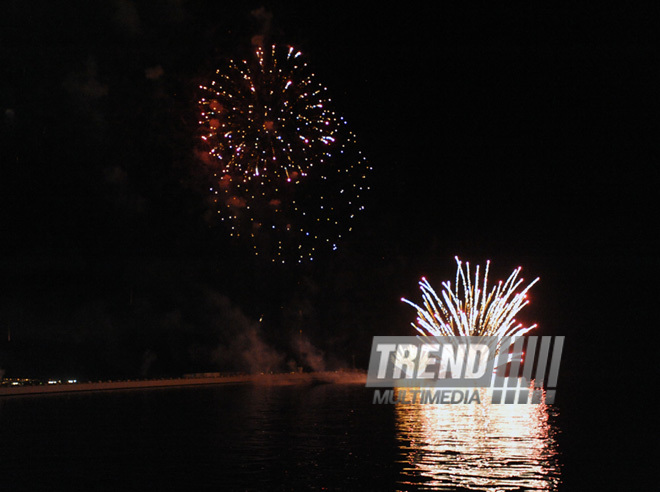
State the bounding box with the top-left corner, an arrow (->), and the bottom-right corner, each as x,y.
0,378 -> 643,491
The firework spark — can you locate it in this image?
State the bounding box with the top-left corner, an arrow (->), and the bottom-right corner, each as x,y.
401,257 -> 539,338
198,44 -> 369,262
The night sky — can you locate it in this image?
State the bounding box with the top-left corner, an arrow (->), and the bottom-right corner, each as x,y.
0,3 -> 656,381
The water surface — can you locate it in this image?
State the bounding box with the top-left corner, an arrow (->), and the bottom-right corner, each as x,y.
0,383 -> 562,490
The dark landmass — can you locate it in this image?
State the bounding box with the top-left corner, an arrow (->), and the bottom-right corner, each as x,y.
0,370 -> 367,397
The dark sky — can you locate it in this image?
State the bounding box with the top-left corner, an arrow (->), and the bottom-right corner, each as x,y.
0,2 -> 657,379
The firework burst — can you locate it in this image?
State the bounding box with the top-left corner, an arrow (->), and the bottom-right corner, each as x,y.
401,257 -> 539,338
198,44 -> 369,262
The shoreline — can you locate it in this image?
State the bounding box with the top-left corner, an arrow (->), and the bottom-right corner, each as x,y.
0,371 -> 367,398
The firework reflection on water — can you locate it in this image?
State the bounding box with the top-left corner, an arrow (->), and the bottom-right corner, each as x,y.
394,388 -> 561,491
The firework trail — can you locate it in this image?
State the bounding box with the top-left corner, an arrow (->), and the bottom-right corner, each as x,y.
198,44 -> 370,262
401,257 -> 539,339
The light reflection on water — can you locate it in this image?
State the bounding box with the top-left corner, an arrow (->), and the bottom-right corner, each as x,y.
394,388 -> 561,491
